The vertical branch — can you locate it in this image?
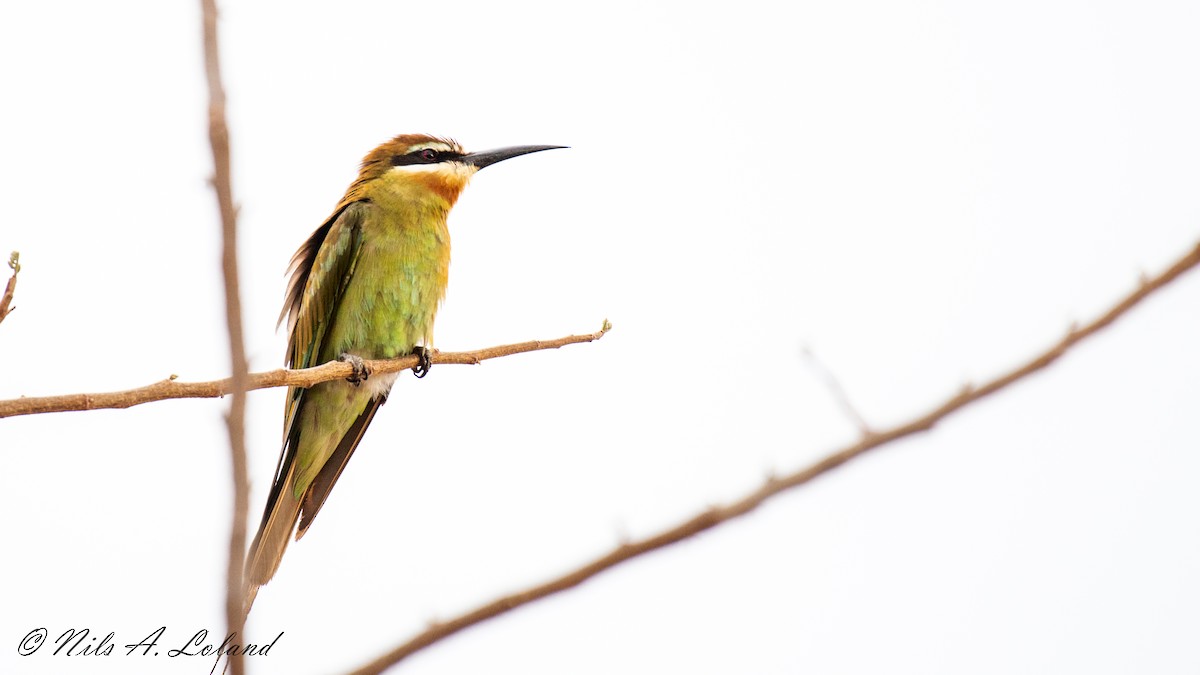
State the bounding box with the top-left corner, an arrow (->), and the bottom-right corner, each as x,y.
200,1 -> 249,673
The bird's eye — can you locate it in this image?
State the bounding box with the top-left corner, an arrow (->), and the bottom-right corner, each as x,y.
420,148 -> 438,162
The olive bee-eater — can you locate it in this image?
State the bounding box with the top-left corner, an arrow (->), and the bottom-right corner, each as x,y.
245,135 -> 563,604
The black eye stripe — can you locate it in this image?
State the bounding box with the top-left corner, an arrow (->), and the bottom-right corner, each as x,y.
390,149 -> 464,166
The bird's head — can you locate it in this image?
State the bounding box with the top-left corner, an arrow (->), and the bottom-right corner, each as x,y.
345,134 -> 564,207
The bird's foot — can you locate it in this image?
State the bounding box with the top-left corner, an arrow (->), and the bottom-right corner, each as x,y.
411,346 -> 433,379
338,353 -> 371,385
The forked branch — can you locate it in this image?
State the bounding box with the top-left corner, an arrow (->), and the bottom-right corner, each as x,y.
347,239 -> 1200,675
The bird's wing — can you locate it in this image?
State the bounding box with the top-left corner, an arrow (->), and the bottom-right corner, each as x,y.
283,200 -> 370,371
256,200 -> 368,539
297,393 -> 384,536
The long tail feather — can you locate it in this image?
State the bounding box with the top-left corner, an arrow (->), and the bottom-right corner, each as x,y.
244,462 -> 301,613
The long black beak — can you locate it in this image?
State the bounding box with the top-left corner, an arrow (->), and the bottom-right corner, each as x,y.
460,145 -> 566,170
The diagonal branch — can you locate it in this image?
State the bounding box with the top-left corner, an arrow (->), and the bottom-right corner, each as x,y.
200,0 -> 248,673
347,238 -> 1200,675
0,323 -> 610,419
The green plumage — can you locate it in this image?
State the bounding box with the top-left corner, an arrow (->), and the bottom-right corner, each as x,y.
243,134 -> 562,613
246,135 -> 460,599
290,198 -> 451,498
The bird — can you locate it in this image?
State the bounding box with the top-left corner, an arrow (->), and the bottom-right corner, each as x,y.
244,134 -> 564,609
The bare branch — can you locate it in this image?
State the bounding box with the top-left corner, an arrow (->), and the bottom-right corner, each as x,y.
0,323 -> 611,419
0,251 -> 20,326
348,239 -> 1200,675
200,0 -> 248,672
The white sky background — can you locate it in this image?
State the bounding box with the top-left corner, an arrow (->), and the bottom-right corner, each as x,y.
2,1 -> 1199,673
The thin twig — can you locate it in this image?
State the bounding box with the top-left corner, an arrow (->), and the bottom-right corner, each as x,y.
801,344 -> 872,434
0,251 -> 19,326
200,1 -> 248,673
347,239 -> 1200,675
0,323 -> 611,419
